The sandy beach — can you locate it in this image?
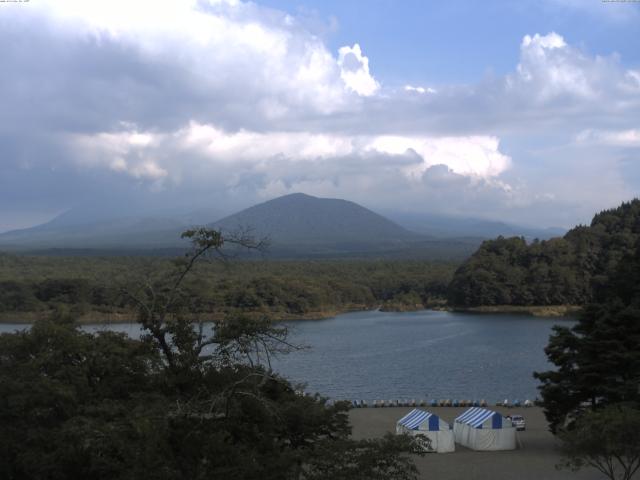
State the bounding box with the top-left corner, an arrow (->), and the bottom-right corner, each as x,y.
349,406 -> 606,480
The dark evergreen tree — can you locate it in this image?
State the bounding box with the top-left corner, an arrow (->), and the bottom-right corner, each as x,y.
534,240 -> 640,433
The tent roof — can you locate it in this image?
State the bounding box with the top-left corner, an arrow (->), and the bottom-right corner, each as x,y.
455,407 -> 501,428
397,409 -> 442,430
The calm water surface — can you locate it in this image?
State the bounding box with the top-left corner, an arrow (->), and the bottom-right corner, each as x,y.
0,310 -> 571,402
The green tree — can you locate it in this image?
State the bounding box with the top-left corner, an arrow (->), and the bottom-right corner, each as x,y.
557,405 -> 640,480
0,309 -> 163,480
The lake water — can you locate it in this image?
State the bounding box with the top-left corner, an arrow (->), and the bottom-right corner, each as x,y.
0,309 -> 570,403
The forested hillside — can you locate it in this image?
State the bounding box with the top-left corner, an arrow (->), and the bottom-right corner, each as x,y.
448,200 -> 640,306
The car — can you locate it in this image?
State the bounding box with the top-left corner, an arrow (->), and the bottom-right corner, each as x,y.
511,415 -> 526,431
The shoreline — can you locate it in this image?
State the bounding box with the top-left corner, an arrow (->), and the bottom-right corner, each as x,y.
0,304 -> 376,325
0,303 -> 580,324
449,305 -> 581,317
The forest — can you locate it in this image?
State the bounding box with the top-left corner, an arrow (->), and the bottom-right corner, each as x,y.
448,199 -> 640,307
0,255 -> 455,322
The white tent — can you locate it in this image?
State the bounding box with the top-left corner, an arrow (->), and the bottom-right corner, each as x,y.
453,407 -> 516,451
396,409 -> 455,453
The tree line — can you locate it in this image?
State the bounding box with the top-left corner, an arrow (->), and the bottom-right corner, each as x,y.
0,255 -> 455,320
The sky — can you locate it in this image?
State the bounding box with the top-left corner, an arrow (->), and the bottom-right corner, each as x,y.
1,0 -> 639,232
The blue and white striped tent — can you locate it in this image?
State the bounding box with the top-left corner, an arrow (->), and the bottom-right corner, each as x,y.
396,409 -> 455,453
455,407 -> 505,429
454,407 -> 516,451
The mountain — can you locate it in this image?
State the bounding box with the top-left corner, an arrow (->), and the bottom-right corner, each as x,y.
0,193 -> 425,255
385,211 -> 565,240
0,201 -> 235,252
211,193 -> 428,255
0,215 -> 189,251
0,193 -> 559,259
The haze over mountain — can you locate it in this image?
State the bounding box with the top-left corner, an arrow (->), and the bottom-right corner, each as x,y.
0,193 -> 564,257
0,214 -> 190,251
0,205 -> 228,251
385,211 -> 565,240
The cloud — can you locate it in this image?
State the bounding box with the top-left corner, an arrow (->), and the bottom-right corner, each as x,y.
60,120 -> 518,221
627,70 -> 640,89
337,44 -> 380,96
68,127 -> 167,184
1,0 -> 639,230
367,135 -> 511,178
404,85 -> 436,94
507,32 -> 616,101
68,122 -> 511,184
360,31 -> 640,143
576,128 -> 640,147
0,0 -> 374,137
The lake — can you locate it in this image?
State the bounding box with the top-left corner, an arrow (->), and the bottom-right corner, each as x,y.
0,309 -> 570,403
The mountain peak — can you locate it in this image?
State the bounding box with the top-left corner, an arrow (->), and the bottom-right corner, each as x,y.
261,192 -> 318,205
213,193 -> 418,250
278,192 -> 316,200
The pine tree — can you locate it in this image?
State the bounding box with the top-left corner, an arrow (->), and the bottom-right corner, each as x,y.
534,240 -> 640,433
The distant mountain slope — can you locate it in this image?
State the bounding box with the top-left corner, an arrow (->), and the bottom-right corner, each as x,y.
212,193 -> 420,248
0,203 -> 232,251
448,199 -> 640,307
0,193 -> 429,256
0,192 -> 558,259
386,211 -> 565,240
0,213 -> 191,250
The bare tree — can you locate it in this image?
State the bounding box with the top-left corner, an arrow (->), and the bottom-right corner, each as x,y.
122,227 -> 275,368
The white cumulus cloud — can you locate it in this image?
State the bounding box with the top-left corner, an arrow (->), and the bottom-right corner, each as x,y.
510,32 -> 594,100
337,44 -> 380,96
19,0 -> 363,122
69,122 -> 511,183
367,135 -> 511,179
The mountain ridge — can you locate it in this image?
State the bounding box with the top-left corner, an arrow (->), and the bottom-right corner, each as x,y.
212,193 -> 420,247
0,193 -> 562,258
